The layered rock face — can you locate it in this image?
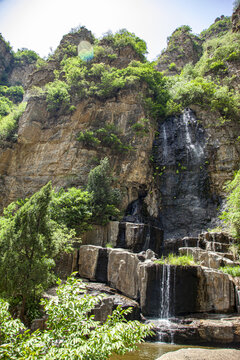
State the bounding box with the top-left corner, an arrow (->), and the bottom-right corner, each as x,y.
78,245 -> 236,317
0,89 -> 154,210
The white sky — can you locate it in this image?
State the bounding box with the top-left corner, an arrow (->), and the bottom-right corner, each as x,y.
0,0 -> 234,60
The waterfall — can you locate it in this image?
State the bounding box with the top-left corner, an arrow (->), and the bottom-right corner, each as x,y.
156,264 -> 175,343
153,108 -> 217,239
159,264 -> 171,318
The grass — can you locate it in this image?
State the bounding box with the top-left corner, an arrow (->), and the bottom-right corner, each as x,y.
219,266 -> 240,277
154,253 -> 196,266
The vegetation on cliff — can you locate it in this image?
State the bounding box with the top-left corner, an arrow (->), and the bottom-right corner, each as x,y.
0,277 -> 153,359
220,169 -> 240,238
164,29 -> 240,122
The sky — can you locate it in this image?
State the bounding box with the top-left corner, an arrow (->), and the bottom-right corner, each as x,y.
0,0 -> 234,60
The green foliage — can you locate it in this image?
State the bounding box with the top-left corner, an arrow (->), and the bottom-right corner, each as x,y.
60,55 -> 168,118
78,124 -> 133,153
155,254 -> 196,266
0,276 -> 153,359
0,299 -> 25,345
219,265 -> 240,277
196,32 -> 240,76
102,29 -> 147,59
168,62 -> 177,71
14,48 -> 39,65
131,118 -> 149,136
87,157 -> 121,225
50,187 -> 92,234
0,85 -> 24,104
220,170 -> 240,237
0,96 -> 13,116
0,102 -> 26,141
200,17 -> 231,40
77,130 -> 101,147
0,182 -> 73,317
45,80 -> 71,112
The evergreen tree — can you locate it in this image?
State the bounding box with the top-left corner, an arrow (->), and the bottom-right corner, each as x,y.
87,157 -> 121,225
0,182 -> 73,319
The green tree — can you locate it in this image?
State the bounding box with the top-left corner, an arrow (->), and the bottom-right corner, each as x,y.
87,157 -> 121,225
0,182 -> 73,319
50,187 -> 92,234
0,277 -> 153,359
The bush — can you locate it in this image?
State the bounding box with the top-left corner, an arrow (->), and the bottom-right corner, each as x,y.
46,80 -> 71,111
14,48 -> 39,64
0,102 -> 26,141
0,277 -> 153,359
131,118 -> 149,136
77,125 -> 133,153
0,96 -> 13,116
220,170 -> 240,237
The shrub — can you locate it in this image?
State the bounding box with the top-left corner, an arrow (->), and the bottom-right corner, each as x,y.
0,96 -> 13,116
77,130 -> 101,148
168,62 -> 177,71
220,170 -> 240,237
14,48 -> 39,64
0,102 -> 26,141
78,125 -> 133,153
46,80 -> 71,111
0,277 -> 153,359
0,85 -> 24,103
131,118 -> 149,136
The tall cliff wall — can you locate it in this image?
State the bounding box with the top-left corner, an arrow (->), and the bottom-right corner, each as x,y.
0,15 -> 239,239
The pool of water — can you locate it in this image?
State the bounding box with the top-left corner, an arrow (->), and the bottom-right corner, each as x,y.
110,342 -> 214,360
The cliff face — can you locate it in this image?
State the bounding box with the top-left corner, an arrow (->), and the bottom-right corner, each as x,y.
0,88 -> 154,211
0,16 -> 239,238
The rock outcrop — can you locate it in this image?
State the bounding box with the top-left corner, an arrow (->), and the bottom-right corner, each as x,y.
156,27 -> 202,75
157,348 -> 240,360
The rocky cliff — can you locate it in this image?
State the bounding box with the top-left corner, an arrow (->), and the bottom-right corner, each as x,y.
0,11 -> 239,240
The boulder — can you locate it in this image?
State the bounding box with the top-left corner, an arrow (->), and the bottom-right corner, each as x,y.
107,248 -> 140,300
78,245 -> 110,282
197,267 -> 236,313
157,348 -> 240,360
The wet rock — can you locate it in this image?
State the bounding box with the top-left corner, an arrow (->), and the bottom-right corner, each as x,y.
138,262 -> 199,317
157,348 -> 240,360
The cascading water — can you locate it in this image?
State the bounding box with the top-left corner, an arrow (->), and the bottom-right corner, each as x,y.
153,108 -> 218,239
153,264 -> 176,343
